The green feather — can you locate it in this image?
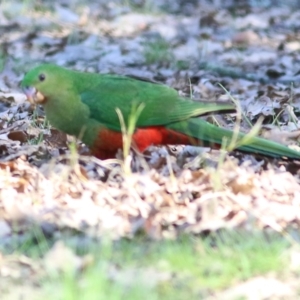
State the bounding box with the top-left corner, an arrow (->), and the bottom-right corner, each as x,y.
79,75 -> 235,129
168,119 -> 300,159
21,64 -> 300,159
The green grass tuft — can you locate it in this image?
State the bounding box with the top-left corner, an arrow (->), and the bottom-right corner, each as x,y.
143,37 -> 174,66
4,230 -> 288,299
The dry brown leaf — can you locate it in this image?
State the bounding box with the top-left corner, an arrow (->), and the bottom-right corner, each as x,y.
7,131 -> 27,143
261,128 -> 300,145
232,30 -> 260,45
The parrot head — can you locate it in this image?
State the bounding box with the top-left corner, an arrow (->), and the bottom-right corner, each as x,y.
21,64 -> 69,105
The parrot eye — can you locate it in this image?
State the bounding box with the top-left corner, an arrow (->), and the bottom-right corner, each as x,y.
38,74 -> 46,81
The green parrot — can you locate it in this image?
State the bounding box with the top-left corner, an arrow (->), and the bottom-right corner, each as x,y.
21,64 -> 300,160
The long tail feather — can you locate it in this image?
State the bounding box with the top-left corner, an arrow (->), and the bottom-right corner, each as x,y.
167,119 -> 300,159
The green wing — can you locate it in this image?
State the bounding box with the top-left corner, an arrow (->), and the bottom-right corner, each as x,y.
80,75 -> 235,130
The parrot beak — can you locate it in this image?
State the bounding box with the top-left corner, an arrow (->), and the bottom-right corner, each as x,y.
22,86 -> 45,104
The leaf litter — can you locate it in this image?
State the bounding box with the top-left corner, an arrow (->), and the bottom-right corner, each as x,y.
1,0 -> 300,298
1,0 -> 300,241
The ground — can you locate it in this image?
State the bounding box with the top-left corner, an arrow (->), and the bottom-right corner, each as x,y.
1,0 -> 300,299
